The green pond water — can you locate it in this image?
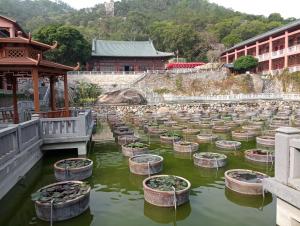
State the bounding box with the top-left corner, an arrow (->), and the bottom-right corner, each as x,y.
0,124 -> 276,226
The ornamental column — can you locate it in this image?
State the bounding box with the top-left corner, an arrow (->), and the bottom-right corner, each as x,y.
32,68 -> 40,113
284,31 -> 289,68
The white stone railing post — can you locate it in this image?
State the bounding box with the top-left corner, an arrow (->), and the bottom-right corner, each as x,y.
78,112 -> 87,136
275,127 -> 300,185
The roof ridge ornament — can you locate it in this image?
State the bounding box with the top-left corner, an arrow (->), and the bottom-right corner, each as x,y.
50,41 -> 58,50
36,54 -> 41,66
73,62 -> 80,71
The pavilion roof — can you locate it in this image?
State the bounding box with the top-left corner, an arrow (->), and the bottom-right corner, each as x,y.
92,39 -> 175,58
0,57 -> 76,71
0,36 -> 56,51
0,15 -> 28,38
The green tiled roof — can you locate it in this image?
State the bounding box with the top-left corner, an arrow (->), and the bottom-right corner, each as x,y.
92,39 -> 174,58
223,19 -> 300,54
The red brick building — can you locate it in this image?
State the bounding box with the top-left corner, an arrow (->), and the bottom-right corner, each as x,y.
220,19 -> 300,75
87,39 -> 174,72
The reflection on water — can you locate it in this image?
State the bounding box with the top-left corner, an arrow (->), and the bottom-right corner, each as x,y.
144,201 -> 191,224
0,124 -> 276,226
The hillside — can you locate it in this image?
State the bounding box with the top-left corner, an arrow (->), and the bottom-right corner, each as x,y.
0,0 -> 297,61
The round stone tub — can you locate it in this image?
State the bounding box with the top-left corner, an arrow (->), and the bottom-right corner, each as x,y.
256,136 -> 275,147
122,142 -> 149,157
212,125 -> 231,133
232,130 -> 255,141
197,134 -> 218,143
129,154 -> 163,175
244,149 -> 275,164
216,140 -> 241,150
193,152 -> 227,168
54,158 -> 93,181
143,175 -> 191,207
117,135 -> 139,145
32,181 -> 90,222
160,133 -> 181,144
225,169 -> 268,195
182,128 -> 200,135
173,141 -> 199,153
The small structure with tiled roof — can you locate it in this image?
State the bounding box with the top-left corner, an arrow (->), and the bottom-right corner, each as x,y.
0,15 -> 79,123
87,39 -> 174,72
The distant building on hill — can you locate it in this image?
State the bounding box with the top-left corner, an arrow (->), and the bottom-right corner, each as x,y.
220,19 -> 300,75
87,39 -> 174,72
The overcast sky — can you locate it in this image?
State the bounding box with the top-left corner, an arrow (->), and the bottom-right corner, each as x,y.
60,0 -> 299,19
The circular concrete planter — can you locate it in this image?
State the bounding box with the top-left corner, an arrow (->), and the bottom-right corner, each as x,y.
212,125 -> 231,133
113,126 -> 134,137
171,125 -> 187,131
117,135 -> 139,145
225,169 -> 268,195
256,136 -> 275,147
33,181 -> 90,222
199,121 -> 213,129
129,154 -> 163,175
232,130 -> 255,141
193,152 -> 227,168
244,149 -> 275,164
182,128 -> 200,135
122,142 -> 149,157
143,175 -> 191,207
196,134 -> 218,143
216,140 -> 241,150
164,120 -> 177,127
54,158 -> 93,181
173,141 -> 199,153
160,133 -> 181,144
148,127 -> 168,135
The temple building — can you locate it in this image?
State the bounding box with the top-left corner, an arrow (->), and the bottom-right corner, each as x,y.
87,39 -> 174,72
220,19 -> 300,75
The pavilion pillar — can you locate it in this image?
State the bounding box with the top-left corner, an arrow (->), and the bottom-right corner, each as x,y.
245,46 -> 248,56
2,76 -> 7,90
234,50 -> 237,60
12,76 -> 19,124
32,68 -> 40,113
49,76 -> 56,111
269,37 -> 273,72
284,31 -> 289,68
226,54 -> 229,64
63,74 -> 70,117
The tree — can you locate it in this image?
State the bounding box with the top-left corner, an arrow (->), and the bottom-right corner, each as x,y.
234,56 -> 258,73
33,25 -> 90,66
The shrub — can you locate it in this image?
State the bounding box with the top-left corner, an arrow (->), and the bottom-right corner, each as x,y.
233,55 -> 258,73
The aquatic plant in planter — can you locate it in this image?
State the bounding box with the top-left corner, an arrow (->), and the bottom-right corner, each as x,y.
160,131 -> 181,144
225,169 -> 268,195
129,154 -> 163,175
173,141 -> 199,153
244,149 -> 275,163
122,142 -> 149,157
31,181 -> 91,221
143,175 -> 191,207
54,158 -> 93,181
193,152 -> 227,168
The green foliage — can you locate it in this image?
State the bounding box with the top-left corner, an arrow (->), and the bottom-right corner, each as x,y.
33,25 -> 90,66
175,77 -> 183,91
233,56 -> 258,73
153,88 -> 171,94
73,81 -> 102,106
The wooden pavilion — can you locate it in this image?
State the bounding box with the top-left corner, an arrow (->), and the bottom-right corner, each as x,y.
0,16 -> 79,124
